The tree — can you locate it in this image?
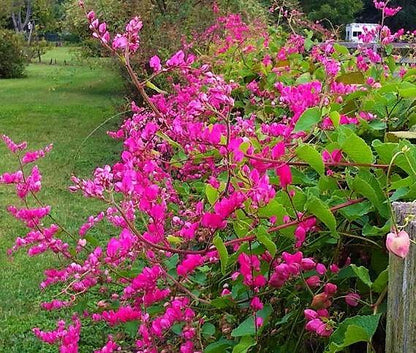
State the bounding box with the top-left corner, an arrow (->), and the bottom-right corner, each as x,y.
359,0 -> 416,31
0,0 -> 62,34
299,0 -> 364,27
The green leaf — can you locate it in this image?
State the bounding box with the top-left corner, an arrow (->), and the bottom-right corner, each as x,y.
305,195 -> 337,235
372,268 -> 388,293
205,339 -> 233,353
123,321 -> 139,338
232,336 -> 256,353
257,199 -> 286,219
213,235 -> 228,275
233,210 -> 251,238
326,314 -> 381,353
201,323 -> 216,337
231,317 -> 257,338
231,305 -> 272,337
256,226 -> 277,257
294,107 -> 321,132
351,264 -> 372,288
385,131 -> 416,142
84,234 -> 100,247
211,296 -> 234,309
145,80 -> 167,94
398,87 -> 416,98
350,176 -> 388,218
329,111 -> 340,127
171,323 -> 184,335
333,43 -> 349,55
206,184 -> 219,205
335,71 -> 365,84
296,145 -> 325,175
339,128 -> 373,164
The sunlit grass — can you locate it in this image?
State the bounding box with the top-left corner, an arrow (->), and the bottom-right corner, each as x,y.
0,47 -> 125,352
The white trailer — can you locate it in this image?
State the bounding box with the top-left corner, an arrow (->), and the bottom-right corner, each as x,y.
346,23 -> 379,43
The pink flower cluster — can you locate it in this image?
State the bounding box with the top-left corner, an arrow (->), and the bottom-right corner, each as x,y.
1,6 -> 405,351
33,316 -> 81,353
373,1 -> 402,17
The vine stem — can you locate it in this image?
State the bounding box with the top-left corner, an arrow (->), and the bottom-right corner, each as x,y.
386,150 -> 405,232
244,153 -> 389,169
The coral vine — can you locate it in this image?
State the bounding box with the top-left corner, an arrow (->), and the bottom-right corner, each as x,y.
1,1 -> 415,352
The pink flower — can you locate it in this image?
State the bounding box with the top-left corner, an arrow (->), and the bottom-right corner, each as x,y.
345,292 -> 360,307
324,283 -> 337,296
322,149 -> 342,163
316,263 -> 327,275
276,164 -> 292,188
329,264 -> 340,273
166,50 -> 185,67
255,317 -> 264,328
149,55 -> 162,72
250,296 -> 263,311
87,11 -> 95,22
112,35 -> 128,50
384,6 -> 402,17
201,213 -> 226,229
177,254 -> 204,277
386,230 -> 410,259
306,276 -> 321,288
2,134 -> 27,153
304,309 -> 318,321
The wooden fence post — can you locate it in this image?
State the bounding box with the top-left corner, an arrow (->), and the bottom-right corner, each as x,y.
386,202 -> 416,353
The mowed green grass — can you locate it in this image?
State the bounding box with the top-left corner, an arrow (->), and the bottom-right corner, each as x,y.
0,47 -> 125,352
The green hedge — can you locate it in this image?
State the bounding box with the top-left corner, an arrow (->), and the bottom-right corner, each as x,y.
0,30 -> 27,78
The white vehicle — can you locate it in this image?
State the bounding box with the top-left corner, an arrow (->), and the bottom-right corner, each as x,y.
346,23 -> 379,43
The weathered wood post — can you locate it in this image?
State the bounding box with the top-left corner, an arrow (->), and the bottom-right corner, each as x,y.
386,202 -> 416,353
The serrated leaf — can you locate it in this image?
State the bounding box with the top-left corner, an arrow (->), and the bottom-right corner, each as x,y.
213,235 -> 228,275
294,107 -> 321,132
339,128 -> 373,164
305,195 -> 337,235
351,264 -> 372,287
296,144 -> 325,175
256,226 -> 277,257
206,184 -> 219,205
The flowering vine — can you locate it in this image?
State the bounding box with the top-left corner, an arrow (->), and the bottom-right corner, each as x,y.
1,1 -> 415,352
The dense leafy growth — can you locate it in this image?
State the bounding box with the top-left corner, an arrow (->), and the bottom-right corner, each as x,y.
1,1 -> 415,352
0,29 -> 27,78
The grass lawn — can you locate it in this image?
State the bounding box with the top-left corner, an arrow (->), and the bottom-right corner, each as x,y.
0,47 -> 125,352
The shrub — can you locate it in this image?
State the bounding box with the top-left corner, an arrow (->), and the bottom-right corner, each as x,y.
1,1 -> 415,352
0,29 -> 27,78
